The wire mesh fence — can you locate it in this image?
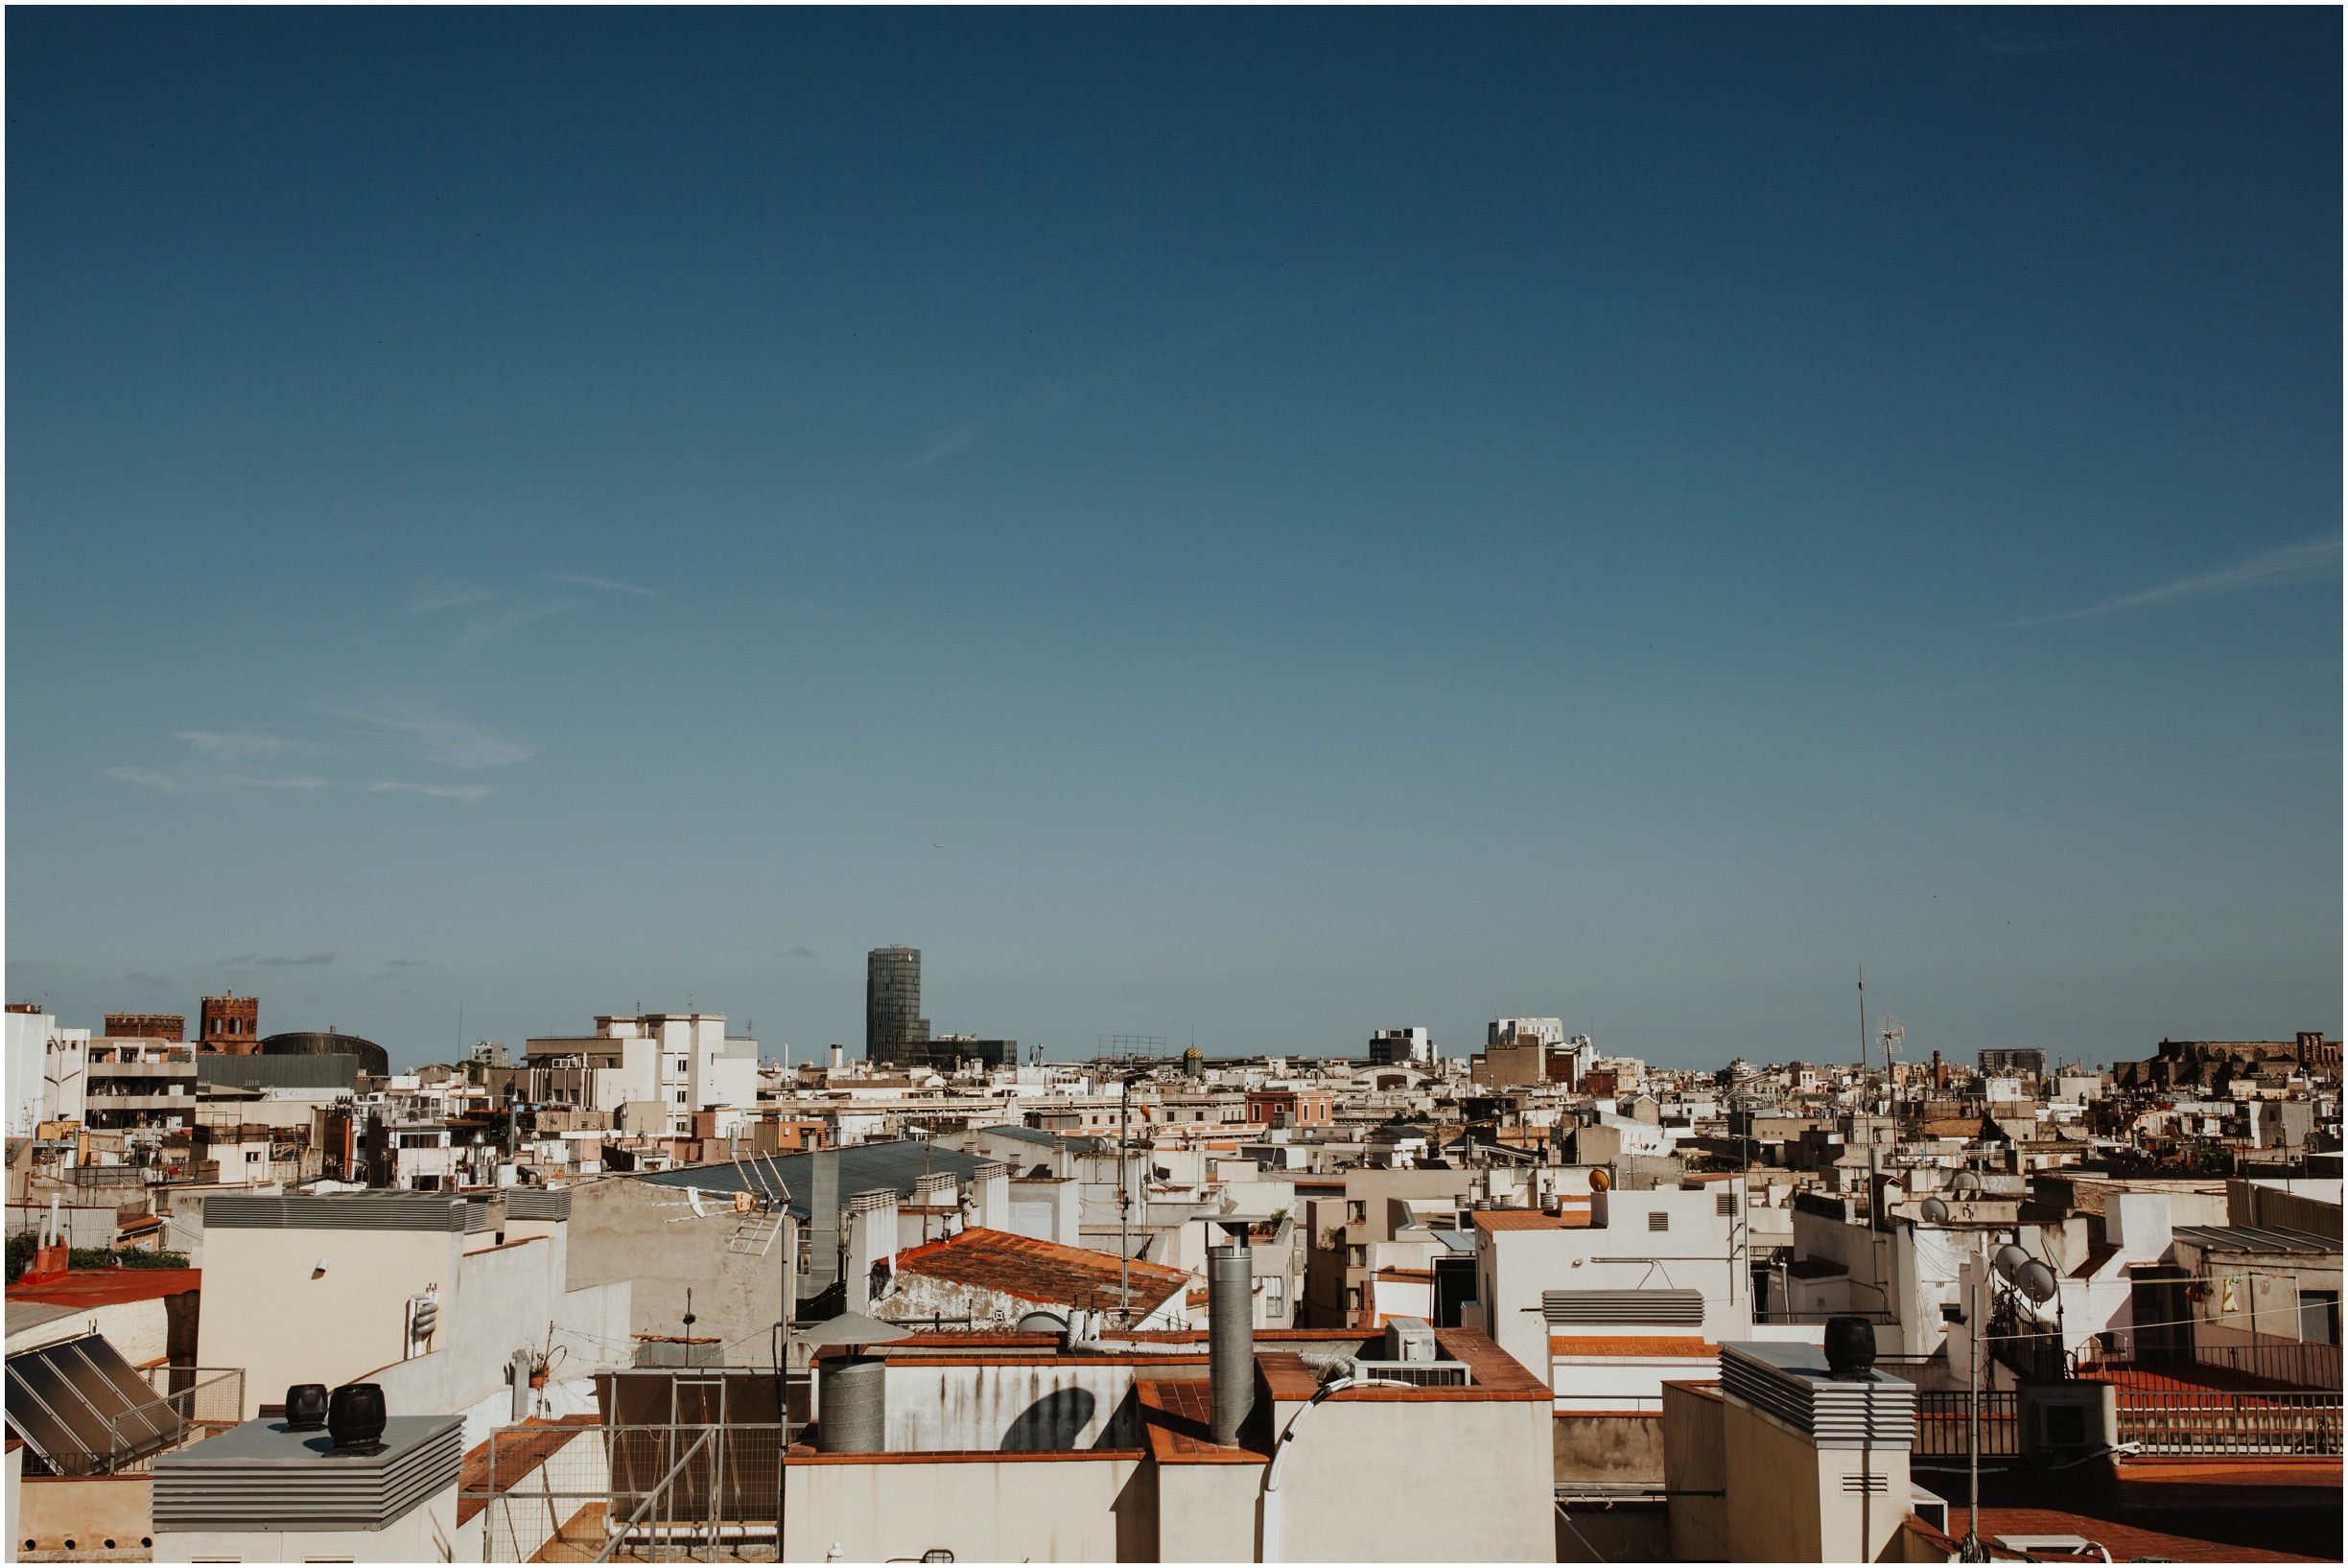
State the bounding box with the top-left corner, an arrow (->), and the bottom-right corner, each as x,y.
475,1422 -> 786,1562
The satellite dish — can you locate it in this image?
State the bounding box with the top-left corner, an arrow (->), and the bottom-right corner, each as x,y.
2014,1260 -> 2057,1304
1015,1311 -> 1069,1336
1920,1197 -> 1950,1224
1950,1171 -> 1981,1197
1589,1169 -> 1611,1193
1993,1244 -> 2030,1282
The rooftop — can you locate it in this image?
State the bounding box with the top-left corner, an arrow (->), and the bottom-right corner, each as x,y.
886,1226 -> 1192,1313
8,1267 -> 202,1310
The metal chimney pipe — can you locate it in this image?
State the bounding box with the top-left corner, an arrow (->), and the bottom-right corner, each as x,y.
1209,1240 -> 1255,1445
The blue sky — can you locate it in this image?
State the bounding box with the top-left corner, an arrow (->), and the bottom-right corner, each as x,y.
8,9 -> 2338,1070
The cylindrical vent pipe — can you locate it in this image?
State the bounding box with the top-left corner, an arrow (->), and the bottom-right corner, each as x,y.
1209,1241 -> 1255,1446
816,1355 -> 887,1453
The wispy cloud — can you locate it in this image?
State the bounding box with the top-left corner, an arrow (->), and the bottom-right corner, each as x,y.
321,699 -> 533,768
545,572 -> 656,597
368,780 -> 495,800
2005,537 -> 2341,627
106,731 -> 331,794
217,951 -> 337,968
906,423 -> 980,469
384,958 -> 431,968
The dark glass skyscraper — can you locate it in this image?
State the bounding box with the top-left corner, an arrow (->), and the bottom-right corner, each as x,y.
865,947 -> 927,1064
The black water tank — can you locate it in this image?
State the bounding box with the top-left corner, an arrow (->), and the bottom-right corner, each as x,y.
283,1384 -> 329,1431
327,1383 -> 387,1450
1823,1316 -> 1877,1380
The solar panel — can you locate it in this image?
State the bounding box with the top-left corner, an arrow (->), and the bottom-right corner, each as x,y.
6,1332 -> 188,1475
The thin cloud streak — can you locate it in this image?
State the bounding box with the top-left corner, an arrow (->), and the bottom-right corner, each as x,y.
319,700 -> 533,768
545,572 -> 656,597
2004,537 -> 2340,626
368,780 -> 495,800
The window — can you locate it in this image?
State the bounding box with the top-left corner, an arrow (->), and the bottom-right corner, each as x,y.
1716,1192 -> 1736,1217
1348,1202 -> 1368,1223
1348,1246 -> 1366,1268
1346,1287 -> 1362,1313
2301,1291 -> 2340,1346
676,1090 -> 688,1104
1648,1211 -> 1671,1232
245,1150 -> 263,1162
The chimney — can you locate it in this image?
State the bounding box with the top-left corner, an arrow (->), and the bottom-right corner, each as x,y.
970,1161 -> 1010,1231
1712,1340 -> 1916,1561
829,1043 -> 844,1070
1208,1237 -> 1255,1445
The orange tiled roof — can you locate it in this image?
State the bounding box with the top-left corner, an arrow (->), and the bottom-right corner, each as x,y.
1903,1508 -> 2323,1562
892,1226 -> 1192,1311
1135,1378 -> 1267,1464
8,1267 -> 201,1308
1550,1336 -> 1716,1358
1469,1209 -> 1590,1232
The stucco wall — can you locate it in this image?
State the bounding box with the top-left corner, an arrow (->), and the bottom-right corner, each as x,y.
16,1474 -> 151,1554
882,1360 -> 1144,1452
1270,1397 -> 1553,1562
784,1454 -> 1141,1562
197,1224 -> 454,1418
1155,1459 -> 1264,1564
6,1296 -> 173,1365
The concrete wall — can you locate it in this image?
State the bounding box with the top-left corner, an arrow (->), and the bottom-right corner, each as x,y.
784,1453 -> 1144,1562
15,1474 -> 151,1555
565,1175 -> 789,1350
1154,1458 -> 1263,1564
1661,1381 -> 1727,1561
1553,1413 -> 1664,1485
1268,1396 -> 1553,1562
153,1481 -> 464,1563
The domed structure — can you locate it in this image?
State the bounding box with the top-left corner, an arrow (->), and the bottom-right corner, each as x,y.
262,1029 -> 389,1077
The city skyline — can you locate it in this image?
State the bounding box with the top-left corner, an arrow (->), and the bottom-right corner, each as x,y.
8,9 -> 2340,1069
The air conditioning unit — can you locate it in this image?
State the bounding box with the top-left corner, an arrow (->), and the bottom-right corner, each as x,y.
1384,1316 -> 1436,1363
2018,1381 -> 2116,1463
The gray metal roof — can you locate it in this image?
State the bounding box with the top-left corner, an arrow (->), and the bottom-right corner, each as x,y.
152,1415 -> 462,1532
633,1140 -> 990,1220
2172,1225 -> 2340,1255
977,1124 -> 1064,1148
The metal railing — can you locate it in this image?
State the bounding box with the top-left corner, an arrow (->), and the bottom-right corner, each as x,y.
2188,1336 -> 2343,1392
2117,1390 -> 2342,1458
476,1422 -> 785,1562
1912,1391 -> 2020,1458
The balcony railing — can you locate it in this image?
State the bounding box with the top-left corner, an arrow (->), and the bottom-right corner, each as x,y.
2117,1390 -> 2342,1457
1912,1391 -> 2020,1458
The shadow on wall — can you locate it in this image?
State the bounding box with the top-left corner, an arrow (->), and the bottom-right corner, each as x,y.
1001,1387 -> 1097,1452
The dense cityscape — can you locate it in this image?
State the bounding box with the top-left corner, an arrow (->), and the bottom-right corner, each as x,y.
2,948 -> 2338,1561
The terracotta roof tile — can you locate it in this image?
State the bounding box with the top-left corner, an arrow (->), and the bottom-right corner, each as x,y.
890,1226 -> 1190,1313
1469,1210 -> 1590,1232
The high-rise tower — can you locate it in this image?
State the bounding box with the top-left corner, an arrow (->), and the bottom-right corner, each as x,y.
865,948 -> 927,1065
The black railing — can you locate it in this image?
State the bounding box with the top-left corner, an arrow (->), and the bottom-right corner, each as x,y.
1913,1391 -> 2020,1458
